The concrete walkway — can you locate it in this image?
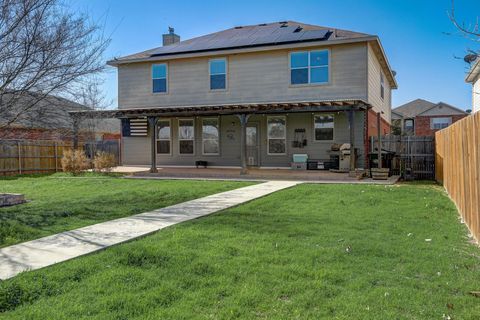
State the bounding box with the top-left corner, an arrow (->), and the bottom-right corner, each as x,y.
0,181 -> 300,280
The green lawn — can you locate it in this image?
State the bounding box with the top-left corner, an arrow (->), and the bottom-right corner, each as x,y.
0,173 -> 253,247
1,182 -> 480,319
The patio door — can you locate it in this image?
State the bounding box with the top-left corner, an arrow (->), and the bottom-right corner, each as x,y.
246,123 -> 259,167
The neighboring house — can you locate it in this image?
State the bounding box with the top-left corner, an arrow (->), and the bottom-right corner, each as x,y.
466,57 -> 480,113
0,93 -> 120,141
392,99 -> 468,136
76,21 -> 397,171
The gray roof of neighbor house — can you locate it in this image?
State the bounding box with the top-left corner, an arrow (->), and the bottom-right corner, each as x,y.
393,99 -> 467,118
393,99 -> 436,118
391,109 -> 404,120
0,93 -> 119,133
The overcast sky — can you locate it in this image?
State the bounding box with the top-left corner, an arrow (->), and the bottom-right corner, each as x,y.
71,0 -> 479,110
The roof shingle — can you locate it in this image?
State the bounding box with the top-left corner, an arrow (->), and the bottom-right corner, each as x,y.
111,21 -> 372,63
393,99 -> 437,118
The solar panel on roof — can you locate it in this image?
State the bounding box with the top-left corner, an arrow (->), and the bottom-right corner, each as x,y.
148,23 -> 331,57
300,29 -> 330,41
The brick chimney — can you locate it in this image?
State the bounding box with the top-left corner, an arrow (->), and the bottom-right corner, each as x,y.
163,27 -> 180,46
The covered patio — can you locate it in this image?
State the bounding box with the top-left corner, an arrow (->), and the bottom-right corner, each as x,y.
70,99 -> 371,176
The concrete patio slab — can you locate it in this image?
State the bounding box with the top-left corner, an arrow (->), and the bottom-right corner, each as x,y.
0,180 -> 300,280
126,167 -> 400,184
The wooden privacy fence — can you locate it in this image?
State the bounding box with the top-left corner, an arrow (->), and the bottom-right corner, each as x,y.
0,139 -> 120,176
435,112 -> 480,242
371,135 -> 435,180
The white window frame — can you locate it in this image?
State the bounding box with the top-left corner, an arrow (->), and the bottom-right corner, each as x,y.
202,118 -> 220,155
152,63 -> 168,94
289,49 -> 330,86
430,117 -> 452,130
178,118 -> 195,155
209,58 -> 227,91
267,116 -> 287,156
380,72 -> 385,100
404,119 -> 414,131
156,119 -> 172,155
313,114 -> 335,142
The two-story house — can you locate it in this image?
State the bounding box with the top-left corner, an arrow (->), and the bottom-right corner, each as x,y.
81,21 -> 397,173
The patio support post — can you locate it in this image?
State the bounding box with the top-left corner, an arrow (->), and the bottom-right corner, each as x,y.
347,110 -> 355,172
237,114 -> 250,175
377,112 -> 382,169
148,116 -> 158,173
72,117 -> 79,150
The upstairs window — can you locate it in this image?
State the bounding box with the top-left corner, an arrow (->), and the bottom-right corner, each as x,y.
431,117 -> 452,130
380,72 -> 385,100
209,58 -> 226,90
178,119 -> 194,154
314,114 -> 334,141
202,118 -> 220,155
290,50 -> 329,85
156,120 -> 171,154
152,64 -> 167,93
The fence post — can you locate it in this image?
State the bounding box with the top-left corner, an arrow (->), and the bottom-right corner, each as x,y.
117,138 -> 121,166
17,141 -> 22,174
54,142 -> 58,172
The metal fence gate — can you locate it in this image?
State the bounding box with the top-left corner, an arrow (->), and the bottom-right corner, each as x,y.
371,135 -> 435,180
84,140 -> 121,163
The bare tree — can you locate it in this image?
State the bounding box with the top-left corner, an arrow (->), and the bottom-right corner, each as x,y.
0,0 -> 110,129
449,0 -> 480,108
449,0 -> 480,39
79,77 -> 113,158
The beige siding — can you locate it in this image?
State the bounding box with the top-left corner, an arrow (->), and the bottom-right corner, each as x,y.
473,77 -> 480,113
121,134 -> 150,166
118,43 -> 368,108
367,43 -> 392,123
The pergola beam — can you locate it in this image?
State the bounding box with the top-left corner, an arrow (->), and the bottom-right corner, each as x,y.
347,110 -> 355,172
69,100 -> 371,119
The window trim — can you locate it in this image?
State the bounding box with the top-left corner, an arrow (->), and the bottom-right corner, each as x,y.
152,63 -> 168,94
178,118 -> 195,155
209,58 -> 228,91
202,117 -> 220,156
289,49 -> 331,87
313,113 -> 335,142
404,119 -> 414,131
430,117 -> 452,130
267,116 -> 287,156
156,119 -> 172,155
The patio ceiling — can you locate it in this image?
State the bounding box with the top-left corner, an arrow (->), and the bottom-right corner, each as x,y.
69,99 -> 371,119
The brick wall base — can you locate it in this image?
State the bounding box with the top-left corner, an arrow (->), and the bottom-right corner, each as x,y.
365,109 -> 391,169
415,115 -> 467,136
366,109 -> 391,137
